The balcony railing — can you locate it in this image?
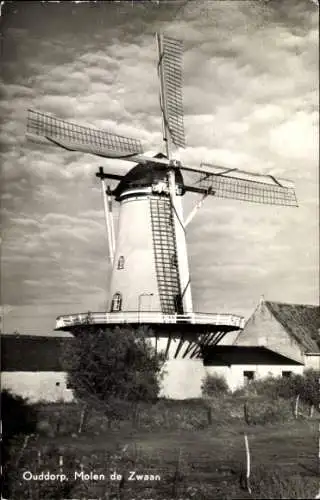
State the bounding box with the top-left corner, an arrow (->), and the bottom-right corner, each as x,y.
55,311 -> 245,330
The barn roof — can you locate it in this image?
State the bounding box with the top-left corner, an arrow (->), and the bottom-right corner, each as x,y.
203,345 -> 303,366
265,301 -> 320,353
1,334 -> 73,371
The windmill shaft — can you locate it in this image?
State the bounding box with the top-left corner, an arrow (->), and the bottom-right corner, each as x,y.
107,186 -> 116,255
96,171 -> 123,182
100,178 -> 115,264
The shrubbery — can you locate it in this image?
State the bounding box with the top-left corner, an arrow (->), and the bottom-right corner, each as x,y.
1,390 -> 38,499
62,326 -> 166,423
1,389 -> 38,439
201,373 -> 230,396
234,369 -> 320,407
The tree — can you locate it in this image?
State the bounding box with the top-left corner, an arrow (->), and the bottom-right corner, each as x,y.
62,325 -> 166,422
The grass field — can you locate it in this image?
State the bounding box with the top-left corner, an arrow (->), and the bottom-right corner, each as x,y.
7,396 -> 320,499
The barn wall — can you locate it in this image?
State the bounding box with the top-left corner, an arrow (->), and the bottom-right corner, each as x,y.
206,364 -> 304,392
2,372 -> 74,403
304,355 -> 320,370
218,330 -> 240,345
235,301 -> 304,363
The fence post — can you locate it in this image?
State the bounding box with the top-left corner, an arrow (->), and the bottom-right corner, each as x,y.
309,404 -> 314,418
37,449 -> 42,500
294,394 -> 300,419
118,474 -> 126,500
132,403 -> 140,429
172,448 -> 183,498
207,406 -> 212,426
244,434 -> 252,495
244,401 -> 251,425
78,405 -> 86,434
15,434 -> 32,467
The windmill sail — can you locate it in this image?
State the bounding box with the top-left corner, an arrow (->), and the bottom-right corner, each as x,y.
158,35 -> 185,149
26,109 -> 144,158
184,163 -> 298,207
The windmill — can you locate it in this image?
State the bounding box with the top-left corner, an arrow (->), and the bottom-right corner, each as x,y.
26,34 -> 297,398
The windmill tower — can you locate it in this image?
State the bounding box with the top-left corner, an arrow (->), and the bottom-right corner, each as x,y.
26,34 -> 297,398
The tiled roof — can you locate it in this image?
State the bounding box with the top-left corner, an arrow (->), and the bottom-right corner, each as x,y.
265,301 -> 320,353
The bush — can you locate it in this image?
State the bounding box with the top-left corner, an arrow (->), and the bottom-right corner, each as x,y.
1,390 -> 38,499
233,370 -> 320,407
241,397 -> 294,425
300,369 -> 320,406
201,374 -> 229,397
62,326 -> 166,422
1,389 -> 38,439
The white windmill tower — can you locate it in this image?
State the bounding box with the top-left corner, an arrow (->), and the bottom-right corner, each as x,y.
26,33 -> 297,398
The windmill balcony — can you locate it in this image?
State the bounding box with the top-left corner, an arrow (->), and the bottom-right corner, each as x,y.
55,311 -> 245,331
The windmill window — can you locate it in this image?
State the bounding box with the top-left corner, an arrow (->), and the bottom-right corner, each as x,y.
243,371 -> 255,385
111,292 -> 122,312
117,256 -> 125,270
55,382 -> 60,387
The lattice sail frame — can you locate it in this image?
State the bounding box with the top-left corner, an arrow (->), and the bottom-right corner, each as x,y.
160,35 -> 186,149
26,109 -> 144,158
184,163 -> 298,207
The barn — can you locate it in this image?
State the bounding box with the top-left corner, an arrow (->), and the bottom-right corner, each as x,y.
204,298 -> 320,391
1,334 -> 73,403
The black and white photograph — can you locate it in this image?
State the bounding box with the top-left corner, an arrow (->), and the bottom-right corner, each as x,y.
1,0 -> 319,498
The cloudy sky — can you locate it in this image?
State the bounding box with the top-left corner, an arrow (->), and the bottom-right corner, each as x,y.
1,0 -> 318,335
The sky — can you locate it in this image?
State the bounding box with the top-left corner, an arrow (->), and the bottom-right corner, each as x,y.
0,0 -> 319,336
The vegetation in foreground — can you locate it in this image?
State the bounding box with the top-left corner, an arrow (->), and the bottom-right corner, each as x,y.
3,387 -> 319,498
5,422 -> 319,499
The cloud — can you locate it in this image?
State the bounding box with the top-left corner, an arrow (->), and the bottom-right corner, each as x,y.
269,111 -> 318,160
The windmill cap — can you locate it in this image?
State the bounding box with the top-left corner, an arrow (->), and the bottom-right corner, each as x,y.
113,152 -> 185,200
